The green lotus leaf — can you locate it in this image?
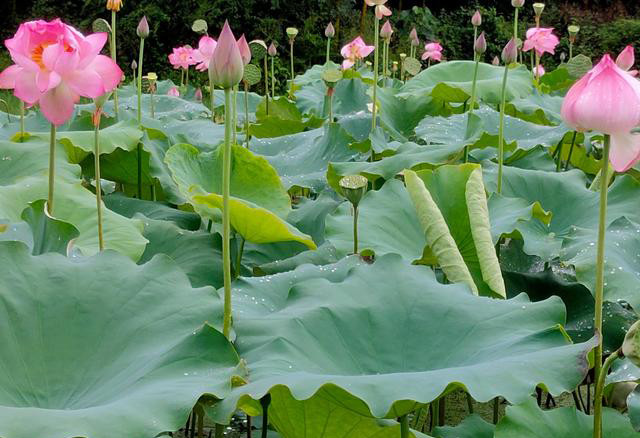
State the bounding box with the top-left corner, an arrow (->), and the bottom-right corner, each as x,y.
433,414 -> 494,438
104,192 -> 201,230
0,240 -> 244,438
0,176 -> 148,260
21,199 -> 79,255
626,385 -> 640,431
207,253 -> 595,424
0,138 -> 80,185
296,78 -> 370,117
400,62 -> 533,104
165,142 -> 291,218
506,92 -> 564,125
488,193 -> 550,243
494,398 -> 638,437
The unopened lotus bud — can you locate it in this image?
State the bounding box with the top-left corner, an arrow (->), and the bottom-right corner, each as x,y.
475,32 -> 487,55
195,88 -> 203,101
339,175 -> 368,207
409,27 -> 418,42
237,34 -> 252,66
286,27 -> 299,42
533,2 -> 545,17
492,56 -> 500,65
209,20 -> 244,89
325,22 -> 335,38
560,52 -> 566,62
380,20 -> 393,40
512,0 -> 525,7
472,10 -> 482,27
501,38 -> 518,64
137,16 -> 149,39
623,320 -> 640,367
411,36 -> 419,47
131,59 -> 137,71
268,42 -> 277,57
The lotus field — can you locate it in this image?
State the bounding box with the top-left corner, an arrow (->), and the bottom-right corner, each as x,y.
3,0 -> 640,437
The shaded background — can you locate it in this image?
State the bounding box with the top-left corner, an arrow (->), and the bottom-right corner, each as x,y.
1,0 -> 639,91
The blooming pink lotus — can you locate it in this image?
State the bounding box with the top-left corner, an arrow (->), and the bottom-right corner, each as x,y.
421,42 -> 443,62
167,86 -> 180,97
522,27 -> 559,56
561,54 -> 640,172
340,37 -> 375,70
365,0 -> 392,19
0,19 -> 122,126
192,36 -> 217,72
168,46 -> 196,70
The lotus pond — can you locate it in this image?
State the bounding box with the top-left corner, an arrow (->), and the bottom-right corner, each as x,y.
1,2 -> 640,438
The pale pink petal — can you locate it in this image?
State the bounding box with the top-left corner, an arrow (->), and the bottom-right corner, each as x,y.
36,70 -> 61,93
610,131 -> 640,172
39,83 -> 79,126
379,5 -> 392,16
42,42 -> 64,71
78,32 -> 108,69
14,71 -> 41,104
53,50 -> 80,76
66,69 -> 104,98
342,59 -> 355,69
87,55 -> 123,92
0,65 -> 22,89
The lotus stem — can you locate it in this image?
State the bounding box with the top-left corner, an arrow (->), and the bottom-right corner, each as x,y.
497,64 -> 510,194
473,27 -> 477,62
371,17 -> 380,133
594,349 -> 621,438
222,87 -> 233,339
233,85 -> 238,145
556,140 -> 563,172
592,134 -> 611,438
493,397 -> 500,424
430,400 -> 439,432
136,37 -> 145,199
513,8 -> 519,46
271,56 -> 275,99
234,236 -> 245,279
260,395 -> 271,438
210,79 -> 216,122
264,56 -> 269,115
535,53 -> 541,84
47,123 -> 56,215
244,82 -> 250,148
214,424 -> 224,438
466,393 -> 474,414
400,415 -> 409,438
110,10 -> 119,120
289,40 -> 295,99
94,112 -> 104,251
570,42 -> 573,60
186,66 -> 190,88
353,205 -> 359,254
20,100 -> 24,139
326,37 -> 332,64
564,131 -> 578,171
328,87 -> 334,123
464,55 -> 481,163
150,86 -> 155,119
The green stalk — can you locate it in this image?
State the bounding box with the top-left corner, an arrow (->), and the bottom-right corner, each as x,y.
497,65 -> 510,194
535,53 -> 541,84
493,397 -> 500,424
94,114 -> 104,251
222,88 -> 233,339
473,27 -> 477,62
289,40 -> 295,99
556,140 -> 563,172
328,87 -> 334,122
214,424 -> 224,438
210,80 -> 216,122
464,55 -> 481,163
271,56 -> 275,98
136,37 -> 145,199
353,205 -> 359,254
326,37 -> 332,64
186,66 -> 189,88
594,349 -> 621,438
570,42 -> 573,60
371,17 -> 380,132
47,123 -> 56,215
592,134 -> 611,438
110,11 -> 119,120
150,88 -> 155,119
530,50 -> 534,81
400,415 -> 409,438
513,8 -> 519,44
244,81 -> 250,148
19,100 -> 24,140
564,131 -> 578,171
233,85 -> 238,145
264,56 -> 270,115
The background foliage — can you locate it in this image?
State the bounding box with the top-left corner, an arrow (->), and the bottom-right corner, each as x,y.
1,0 -> 639,90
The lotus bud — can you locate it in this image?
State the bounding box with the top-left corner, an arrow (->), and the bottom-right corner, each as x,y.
209,20 -> 244,89
137,16 -> 149,39
325,22 -> 335,38
617,45 -> 635,72
106,0 -> 123,12
339,175 -> 368,208
286,27 -> 299,43
492,56 -> 500,65
411,36 -> 419,48
474,32 -> 487,55
167,86 -> 180,97
533,2 -> 545,17
268,42 -> 277,57
512,0 -> 525,7
472,10 -> 482,27
237,34 -> 252,66
501,38 -> 518,64
195,88 -> 203,101
380,20 -> 393,40
560,52 -> 566,62
623,321 -> 640,367
131,59 -> 137,71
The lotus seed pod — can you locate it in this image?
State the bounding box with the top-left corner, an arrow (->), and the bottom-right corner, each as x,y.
568,24 -> 580,36
286,27 -> 299,42
512,0 -> 525,7
623,321 -> 640,367
339,175 -> 368,207
533,2 -> 545,17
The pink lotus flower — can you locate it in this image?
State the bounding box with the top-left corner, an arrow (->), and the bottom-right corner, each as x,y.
380,20 -> 393,40
194,88 -> 203,101
616,45 -> 637,76
168,46 -> 196,70
522,27 -> 559,57
237,34 -> 251,66
365,0 -> 392,20
534,64 -> 545,77
209,20 -> 244,89
421,42 -> 443,62
167,86 -> 180,97
0,19 -> 122,126
192,36 -> 217,72
340,36 -> 374,70
561,54 -> 640,172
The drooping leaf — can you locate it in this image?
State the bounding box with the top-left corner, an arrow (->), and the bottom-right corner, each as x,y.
20,199 -> 79,255
433,414 -> 494,438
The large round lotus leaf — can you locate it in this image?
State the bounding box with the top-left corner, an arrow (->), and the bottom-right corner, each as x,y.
399,62 -> 532,104
296,79 -> 371,118
0,177 -> 148,260
626,386 -> 640,431
0,138 -> 80,185
208,254 -> 595,423
494,398 -> 638,437
267,386 -> 431,438
433,414 -> 494,438
165,142 -> 291,218
0,241 -> 244,438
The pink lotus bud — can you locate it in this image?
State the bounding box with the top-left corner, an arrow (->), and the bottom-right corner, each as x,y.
137,16 -> 149,39
561,54 -> 640,171
617,45 -> 635,72
209,20 -> 244,89
474,32 -> 487,55
380,20 -> 393,40
195,88 -> 203,101
325,22 -> 335,38
472,10 -> 482,27
167,86 -> 180,97
512,0 -> 525,7
492,56 -> 500,65
237,34 -> 251,66
409,27 -> 418,42
534,64 -> 545,77
268,42 -> 277,57
501,38 -> 518,64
